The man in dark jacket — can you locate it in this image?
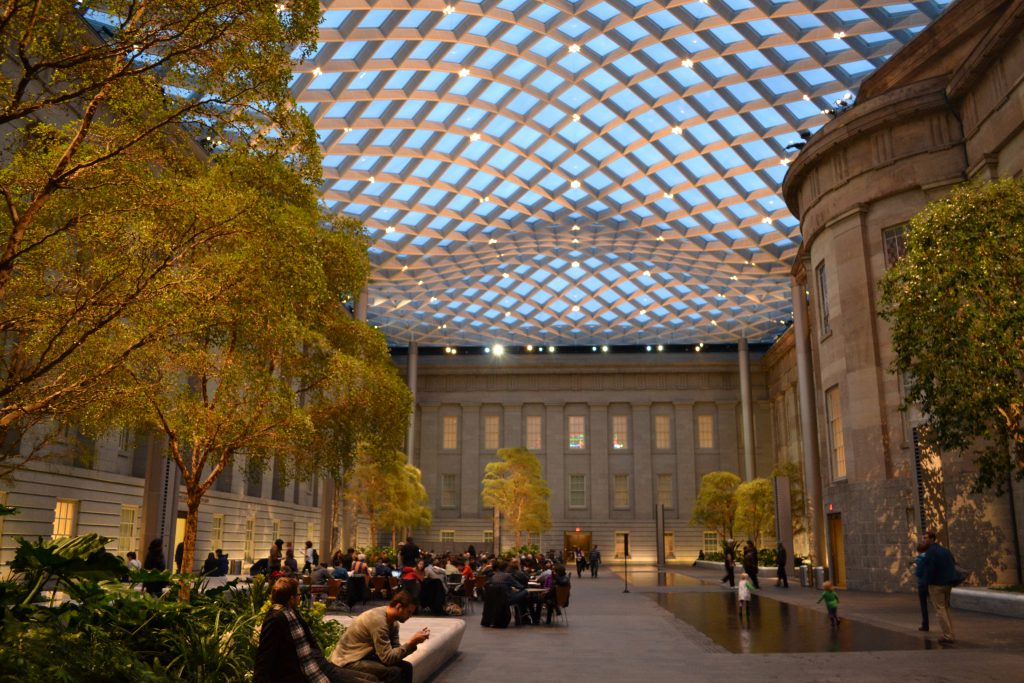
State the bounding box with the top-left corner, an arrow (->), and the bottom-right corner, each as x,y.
254,577 -> 376,683
921,530 -> 958,644
776,542 -> 789,588
742,540 -> 760,589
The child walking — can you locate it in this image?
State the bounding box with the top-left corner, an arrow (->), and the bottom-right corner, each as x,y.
737,572 -> 755,620
817,580 -> 840,626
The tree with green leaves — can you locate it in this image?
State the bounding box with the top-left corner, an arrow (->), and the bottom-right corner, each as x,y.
368,458 -> 432,549
481,448 -> 551,547
691,471 -> 741,543
879,178 -> 1024,493
0,0 -> 320,476
735,478 -> 775,547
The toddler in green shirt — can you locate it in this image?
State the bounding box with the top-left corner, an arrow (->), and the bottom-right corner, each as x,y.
817,580 -> 840,627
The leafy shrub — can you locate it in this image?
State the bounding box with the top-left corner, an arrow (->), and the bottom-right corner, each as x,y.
0,532 -> 343,683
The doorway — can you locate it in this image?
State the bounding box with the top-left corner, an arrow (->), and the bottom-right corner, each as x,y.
563,531 -> 591,563
827,513 -> 847,587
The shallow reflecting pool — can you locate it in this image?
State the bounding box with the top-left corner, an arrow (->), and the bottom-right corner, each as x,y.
652,589 -> 939,653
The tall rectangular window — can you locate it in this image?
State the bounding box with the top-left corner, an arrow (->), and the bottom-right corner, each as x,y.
816,262 -> 831,336
483,415 -> 500,451
654,415 -> 671,450
117,427 -> 132,453
703,531 -> 720,553
613,474 -> 630,509
272,519 -> 281,545
244,517 -> 256,563
440,530 -> 455,544
52,500 -> 79,539
307,522 -> 315,546
483,530 -> 494,544
611,415 -> 628,450
664,532 -> 675,559
697,414 -> 715,449
568,415 -> 586,449
614,531 -> 630,559
526,415 -> 542,451
825,386 -> 847,480
656,473 -> 674,508
118,505 -> 138,557
883,224 -> 908,267
442,415 -> 459,450
569,474 -> 586,508
440,473 -> 457,509
211,514 -> 224,553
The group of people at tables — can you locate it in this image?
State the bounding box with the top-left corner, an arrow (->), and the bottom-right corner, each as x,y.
254,540 -> 573,683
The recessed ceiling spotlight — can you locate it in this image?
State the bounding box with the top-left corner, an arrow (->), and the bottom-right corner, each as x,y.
417,280 -> 423,285
488,238 -> 497,245
568,44 -> 580,53
780,158 -> 792,166
601,345 -> 609,352
681,58 -> 694,68
571,237 -> 579,244
526,345 -> 533,351
572,113 -> 581,122
642,269 -> 651,277
493,344 -> 505,357
502,273 -> 510,278
402,265 -> 408,271
657,235 -> 664,242
640,309 -> 647,315
571,224 -> 580,231
430,296 -> 437,302
548,346 -> 555,353
646,345 -> 652,351
470,132 -> 481,141
761,217 -> 772,224
385,225 -> 395,233
592,346 -> 597,352
671,126 -> 682,135
311,66 -> 322,78
572,305 -> 580,312
802,95 -> 810,101
833,31 -> 846,39
442,5 -> 455,15
482,196 -> 489,202
657,345 -> 664,351
570,180 -> 581,189
663,192 -> 673,199
368,176 -> 375,183
571,261 -> 580,268
458,68 -> 470,78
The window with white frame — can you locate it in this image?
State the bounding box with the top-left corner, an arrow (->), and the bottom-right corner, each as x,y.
118,505 -> 138,557
825,386 -> 847,480
244,517 -> 256,563
697,414 -> 715,449
654,414 -> 671,450
483,530 -> 494,544
816,262 -> 831,336
613,474 -> 629,509
440,530 -> 455,544
656,473 -> 674,508
442,415 -> 459,450
568,415 -> 586,449
118,427 -> 132,453
611,415 -> 628,450
569,474 -> 586,508
526,415 -> 542,450
483,415 -> 500,451
703,531 -> 720,553
441,473 -> 457,509
53,499 -> 79,539
272,519 -> 281,544
614,531 -> 630,559
211,514 -> 224,553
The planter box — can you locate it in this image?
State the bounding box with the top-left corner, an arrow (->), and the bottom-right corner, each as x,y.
951,587 -> 1024,619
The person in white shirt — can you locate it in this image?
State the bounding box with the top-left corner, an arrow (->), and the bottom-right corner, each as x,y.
126,551 -> 142,571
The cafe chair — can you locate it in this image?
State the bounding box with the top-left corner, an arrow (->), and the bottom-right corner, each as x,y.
370,575 -> 388,601
554,585 -> 571,626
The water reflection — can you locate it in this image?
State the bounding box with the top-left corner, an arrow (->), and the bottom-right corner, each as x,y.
652,583 -> 938,654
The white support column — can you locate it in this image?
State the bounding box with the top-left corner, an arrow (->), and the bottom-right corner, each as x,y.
792,278 -> 826,565
738,338 -> 755,481
406,342 -> 418,467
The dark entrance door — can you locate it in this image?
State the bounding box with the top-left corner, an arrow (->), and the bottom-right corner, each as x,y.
563,531 -> 592,564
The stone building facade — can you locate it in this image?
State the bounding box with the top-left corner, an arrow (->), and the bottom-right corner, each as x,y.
781,0 -> 1024,590
396,348 -> 775,563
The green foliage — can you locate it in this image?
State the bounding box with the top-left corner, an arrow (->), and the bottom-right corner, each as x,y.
879,178 -> 1024,493
482,448 -> 552,546
499,544 -> 541,559
691,471 -> 741,542
0,532 -> 343,683
346,449 -> 431,541
734,478 -> 775,547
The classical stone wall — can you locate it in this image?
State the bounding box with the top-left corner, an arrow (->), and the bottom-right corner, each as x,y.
781,0 -> 1024,589
397,350 -> 776,562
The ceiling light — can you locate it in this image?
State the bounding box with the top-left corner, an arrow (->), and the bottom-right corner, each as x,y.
442,5 -> 455,15
484,346 -> 490,353
368,176 -> 375,183
502,273 -> 510,278
657,345 -> 664,351
572,113 -> 581,122
385,225 -> 395,233
671,126 -> 682,135
642,269 -> 651,277
780,158 -> 792,165
592,346 -> 597,352
681,58 -> 694,68
640,309 -> 647,315
646,345 -> 652,351
663,192 -> 673,199
548,346 -> 554,353
572,305 -> 580,312
458,68 -> 470,78
482,196 -> 489,202
493,344 -> 505,357
711,320 -> 718,326
571,237 -> 579,244
601,345 -> 609,352
657,235 -> 664,242
571,224 -> 580,231
343,127 -> 351,133
761,217 -> 772,224
445,346 -> 451,353
802,95 -> 810,101
570,180 -> 581,189
417,280 -> 423,285
430,296 -> 437,302
526,345 -> 533,351
571,261 -> 580,268
402,265 -> 408,271
833,31 -> 846,39
488,238 -> 497,245
568,44 -> 580,53
311,66 -> 322,78
470,132 -> 481,141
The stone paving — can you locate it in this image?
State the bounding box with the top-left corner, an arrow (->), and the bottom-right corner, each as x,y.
430,565 -> 1024,682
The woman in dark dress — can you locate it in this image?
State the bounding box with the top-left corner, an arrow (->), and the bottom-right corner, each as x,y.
143,538 -> 168,596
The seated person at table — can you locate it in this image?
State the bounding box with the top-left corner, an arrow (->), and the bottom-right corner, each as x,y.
284,549 -> 299,575
332,563 -> 350,580
375,556 -> 394,578
488,558 -> 528,612
535,560 -> 553,585
311,563 -> 332,585
508,558 -> 531,587
539,564 -> 570,625
330,591 -> 429,683
420,558 -> 447,615
443,557 -> 460,577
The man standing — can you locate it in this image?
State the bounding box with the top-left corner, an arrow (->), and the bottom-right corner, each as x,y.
400,537 -> 419,570
742,540 -> 760,589
921,530 -> 958,644
255,577 -> 376,683
269,538 -> 284,574
776,542 -> 789,588
331,591 -> 429,683
588,545 -> 602,578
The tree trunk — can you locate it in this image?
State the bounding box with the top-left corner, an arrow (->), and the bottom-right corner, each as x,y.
182,495 -> 202,575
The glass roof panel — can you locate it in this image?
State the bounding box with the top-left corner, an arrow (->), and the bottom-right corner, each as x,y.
297,0 -> 953,346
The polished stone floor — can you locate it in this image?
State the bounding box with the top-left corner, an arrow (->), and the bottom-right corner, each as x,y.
432,565 -> 1024,682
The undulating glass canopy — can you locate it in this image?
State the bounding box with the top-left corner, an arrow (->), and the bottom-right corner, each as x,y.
293,0 -> 951,347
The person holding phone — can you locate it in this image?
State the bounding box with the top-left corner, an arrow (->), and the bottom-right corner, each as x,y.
331,591 -> 429,683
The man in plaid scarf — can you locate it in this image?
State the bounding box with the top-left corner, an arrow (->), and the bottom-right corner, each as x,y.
255,577 -> 376,683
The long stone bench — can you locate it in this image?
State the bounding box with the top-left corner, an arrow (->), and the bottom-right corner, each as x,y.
951,587 -> 1024,619
326,614 -> 465,683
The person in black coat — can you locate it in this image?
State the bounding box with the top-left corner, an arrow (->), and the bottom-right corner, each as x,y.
143,538 -> 168,596
776,542 -> 789,588
254,577 -> 376,683
742,540 -> 760,589
202,552 -> 219,576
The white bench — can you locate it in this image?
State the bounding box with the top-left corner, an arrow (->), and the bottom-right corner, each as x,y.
326,614 -> 465,683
